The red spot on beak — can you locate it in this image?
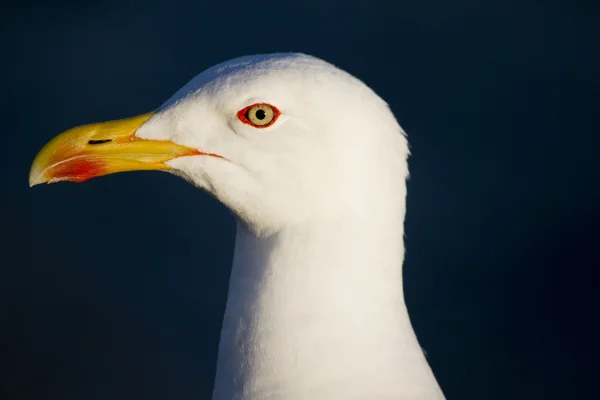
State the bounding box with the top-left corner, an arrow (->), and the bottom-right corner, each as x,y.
47,157 -> 107,183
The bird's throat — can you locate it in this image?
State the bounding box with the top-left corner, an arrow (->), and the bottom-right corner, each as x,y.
212,219 -> 444,400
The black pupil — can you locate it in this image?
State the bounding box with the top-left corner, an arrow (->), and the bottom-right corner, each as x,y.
255,109 -> 266,120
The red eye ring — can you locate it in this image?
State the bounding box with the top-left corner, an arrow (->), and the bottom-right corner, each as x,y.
237,103 -> 281,128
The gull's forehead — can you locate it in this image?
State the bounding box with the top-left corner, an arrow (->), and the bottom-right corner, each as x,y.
158,53 -> 340,112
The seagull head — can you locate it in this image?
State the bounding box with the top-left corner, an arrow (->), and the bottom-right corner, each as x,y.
29,53 -> 408,233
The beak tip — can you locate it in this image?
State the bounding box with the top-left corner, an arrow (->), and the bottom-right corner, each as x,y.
29,173 -> 43,187
29,162 -> 47,187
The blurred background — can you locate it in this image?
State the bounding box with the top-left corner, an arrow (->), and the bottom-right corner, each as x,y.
1,0 -> 598,399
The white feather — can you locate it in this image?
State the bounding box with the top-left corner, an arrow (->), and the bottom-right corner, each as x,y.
136,53 -> 445,399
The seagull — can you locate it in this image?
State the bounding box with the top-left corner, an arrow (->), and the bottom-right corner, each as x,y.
29,53 -> 445,399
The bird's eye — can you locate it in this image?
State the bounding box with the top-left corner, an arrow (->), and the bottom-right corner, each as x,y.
237,103 -> 280,128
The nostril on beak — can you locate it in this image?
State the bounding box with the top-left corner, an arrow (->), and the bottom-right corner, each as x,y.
87,139 -> 112,145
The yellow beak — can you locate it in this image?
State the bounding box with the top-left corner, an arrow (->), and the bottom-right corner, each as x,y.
29,112 -> 200,187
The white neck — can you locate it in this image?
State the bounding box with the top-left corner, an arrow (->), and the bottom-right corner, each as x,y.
212,212 -> 445,399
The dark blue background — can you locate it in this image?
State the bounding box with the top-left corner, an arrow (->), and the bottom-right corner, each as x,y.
2,1 -> 598,399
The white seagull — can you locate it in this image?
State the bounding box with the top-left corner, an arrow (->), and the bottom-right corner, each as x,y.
30,53 -> 445,399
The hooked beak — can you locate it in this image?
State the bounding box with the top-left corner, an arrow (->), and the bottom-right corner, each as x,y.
29,113 -> 201,187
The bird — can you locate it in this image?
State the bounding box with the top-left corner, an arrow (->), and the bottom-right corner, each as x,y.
29,53 -> 445,399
